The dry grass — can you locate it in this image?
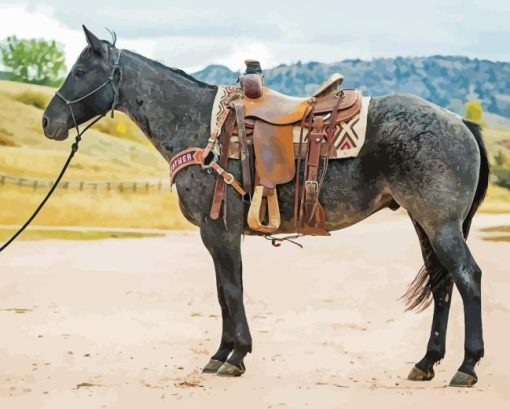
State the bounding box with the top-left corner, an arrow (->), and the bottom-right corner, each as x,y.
0,228 -> 165,241
482,235 -> 510,242
480,184 -> 510,213
0,185 -> 193,230
92,114 -> 149,145
480,225 -> 510,233
11,90 -> 51,110
484,126 -> 510,158
0,145 -> 165,181
0,80 -> 509,232
0,80 -> 192,229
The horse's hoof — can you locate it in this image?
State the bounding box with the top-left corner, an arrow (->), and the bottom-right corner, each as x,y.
449,371 -> 478,387
216,362 -> 245,377
202,359 -> 224,374
407,366 -> 434,381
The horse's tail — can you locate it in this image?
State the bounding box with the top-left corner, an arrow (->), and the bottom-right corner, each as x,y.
460,120 -> 490,237
403,119 -> 490,311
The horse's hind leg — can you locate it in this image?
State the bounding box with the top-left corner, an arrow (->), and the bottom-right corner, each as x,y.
421,220 -> 483,387
407,219 -> 454,381
200,219 -> 252,377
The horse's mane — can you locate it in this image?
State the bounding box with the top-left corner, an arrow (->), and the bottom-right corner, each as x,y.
79,30 -> 214,89
132,51 -> 214,89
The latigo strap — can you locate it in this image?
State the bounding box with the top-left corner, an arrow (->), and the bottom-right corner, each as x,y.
210,111 -> 236,220
233,101 -> 253,195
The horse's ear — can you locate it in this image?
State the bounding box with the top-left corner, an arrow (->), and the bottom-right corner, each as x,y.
82,25 -> 105,57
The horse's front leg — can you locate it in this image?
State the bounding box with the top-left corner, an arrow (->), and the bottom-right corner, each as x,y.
200,218 -> 252,377
202,260 -> 235,373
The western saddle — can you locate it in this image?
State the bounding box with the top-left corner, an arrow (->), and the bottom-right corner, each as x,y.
170,60 -> 362,237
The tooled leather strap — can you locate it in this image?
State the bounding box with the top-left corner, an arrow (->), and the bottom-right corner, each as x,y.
210,111 -> 236,220
169,148 -> 203,185
169,147 -> 246,197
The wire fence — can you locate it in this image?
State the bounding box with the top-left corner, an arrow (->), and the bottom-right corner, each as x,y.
0,172 -> 171,193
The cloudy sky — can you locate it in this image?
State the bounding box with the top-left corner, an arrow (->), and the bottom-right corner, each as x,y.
0,0 -> 508,72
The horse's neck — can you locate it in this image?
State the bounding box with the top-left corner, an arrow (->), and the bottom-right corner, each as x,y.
117,50 -> 217,161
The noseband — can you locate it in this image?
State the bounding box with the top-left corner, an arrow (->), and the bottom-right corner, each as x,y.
55,49 -> 123,138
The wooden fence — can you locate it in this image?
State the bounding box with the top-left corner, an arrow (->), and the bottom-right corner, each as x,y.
0,172 -> 171,193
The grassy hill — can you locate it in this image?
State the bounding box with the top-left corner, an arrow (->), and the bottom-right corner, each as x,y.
0,80 -> 509,232
0,80 -> 191,229
193,56 -> 510,119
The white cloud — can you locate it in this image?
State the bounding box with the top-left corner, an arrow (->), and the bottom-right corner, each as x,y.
0,4 -> 159,70
1,0 -> 509,75
0,5 -> 83,68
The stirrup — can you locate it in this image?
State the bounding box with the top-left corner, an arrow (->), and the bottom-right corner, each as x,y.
247,186 -> 280,233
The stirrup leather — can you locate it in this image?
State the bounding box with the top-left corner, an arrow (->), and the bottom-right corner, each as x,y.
247,186 -> 280,233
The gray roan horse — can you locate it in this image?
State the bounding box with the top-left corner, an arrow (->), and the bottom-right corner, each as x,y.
42,27 -> 489,387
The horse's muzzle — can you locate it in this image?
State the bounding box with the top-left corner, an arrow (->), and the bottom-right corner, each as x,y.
42,115 -> 69,141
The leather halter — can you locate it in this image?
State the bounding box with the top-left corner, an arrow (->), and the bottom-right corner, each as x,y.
55,49 -> 123,135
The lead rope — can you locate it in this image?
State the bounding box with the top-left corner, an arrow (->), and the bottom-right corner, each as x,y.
0,114 -> 105,253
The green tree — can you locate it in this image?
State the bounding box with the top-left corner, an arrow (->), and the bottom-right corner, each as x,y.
0,36 -> 66,86
464,101 -> 487,127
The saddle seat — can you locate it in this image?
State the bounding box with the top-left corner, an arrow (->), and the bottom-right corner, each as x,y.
242,87 -> 362,189
243,73 -> 345,125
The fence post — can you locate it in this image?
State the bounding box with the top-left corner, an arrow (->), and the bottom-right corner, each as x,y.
133,182 -> 137,192
79,181 -> 84,191
0,175 -> 5,185
119,183 -> 123,193
145,182 -> 149,193
33,180 -> 38,191
158,181 -> 162,191
18,178 -> 24,187
107,182 -> 111,192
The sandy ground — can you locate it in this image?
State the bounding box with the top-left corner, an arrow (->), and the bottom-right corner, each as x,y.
0,211 -> 509,409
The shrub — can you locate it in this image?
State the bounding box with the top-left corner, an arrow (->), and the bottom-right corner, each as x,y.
493,150 -> 510,189
464,101 -> 488,127
92,114 -> 147,145
0,128 -> 17,146
12,90 -> 51,110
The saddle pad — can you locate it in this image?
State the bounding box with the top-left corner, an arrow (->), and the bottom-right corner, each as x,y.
292,96 -> 371,159
225,96 -> 371,160
210,86 -> 243,142
209,87 -> 370,160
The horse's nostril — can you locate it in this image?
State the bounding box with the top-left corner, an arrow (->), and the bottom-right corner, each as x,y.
42,116 -> 49,129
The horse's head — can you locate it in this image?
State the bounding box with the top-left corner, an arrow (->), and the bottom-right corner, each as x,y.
42,26 -> 122,141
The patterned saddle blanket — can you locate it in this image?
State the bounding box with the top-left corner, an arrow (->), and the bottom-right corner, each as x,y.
210,86 -> 370,161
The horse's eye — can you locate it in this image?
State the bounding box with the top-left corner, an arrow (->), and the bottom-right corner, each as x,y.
74,68 -> 86,78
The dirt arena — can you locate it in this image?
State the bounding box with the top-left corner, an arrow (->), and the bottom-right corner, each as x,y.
0,211 -> 509,408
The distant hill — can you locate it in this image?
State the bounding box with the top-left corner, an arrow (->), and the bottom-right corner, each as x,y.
193,56 -> 510,118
